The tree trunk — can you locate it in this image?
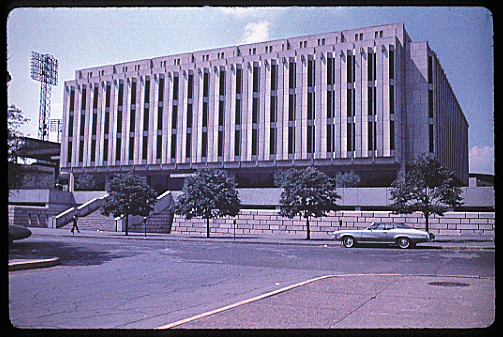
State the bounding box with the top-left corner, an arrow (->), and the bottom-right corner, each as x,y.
206,217 -> 210,238
125,214 -> 129,236
306,216 -> 310,240
425,213 -> 429,232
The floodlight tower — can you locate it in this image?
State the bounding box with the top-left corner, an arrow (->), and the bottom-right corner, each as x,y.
31,51 -> 58,141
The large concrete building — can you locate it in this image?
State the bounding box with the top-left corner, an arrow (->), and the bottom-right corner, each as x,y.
60,23 -> 468,192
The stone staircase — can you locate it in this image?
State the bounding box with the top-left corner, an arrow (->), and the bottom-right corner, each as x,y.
60,208 -> 117,232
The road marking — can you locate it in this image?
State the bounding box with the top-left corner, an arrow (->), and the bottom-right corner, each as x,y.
156,274 -> 337,329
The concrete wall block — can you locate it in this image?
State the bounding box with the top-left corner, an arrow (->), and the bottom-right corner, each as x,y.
253,224 -> 270,230
478,224 -> 494,230
444,212 -> 464,218
457,224 -> 479,230
479,212 -> 495,218
439,218 -> 459,224
254,215 -> 271,221
469,218 -> 489,224
464,212 -> 479,219
372,211 -> 390,218
286,225 -> 304,231
239,214 -> 255,220
437,229 -> 461,235
429,223 -> 447,229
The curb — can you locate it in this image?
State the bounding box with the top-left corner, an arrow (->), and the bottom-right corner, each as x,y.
8,257 -> 60,271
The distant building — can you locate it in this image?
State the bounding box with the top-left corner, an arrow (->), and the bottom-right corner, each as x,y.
60,23 -> 468,192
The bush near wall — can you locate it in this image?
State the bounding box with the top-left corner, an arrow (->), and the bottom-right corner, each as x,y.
171,210 -> 495,238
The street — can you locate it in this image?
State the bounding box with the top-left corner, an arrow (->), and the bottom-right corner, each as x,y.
9,234 -> 495,329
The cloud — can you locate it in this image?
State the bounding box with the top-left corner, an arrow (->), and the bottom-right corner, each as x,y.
469,145 -> 494,175
240,21 -> 272,44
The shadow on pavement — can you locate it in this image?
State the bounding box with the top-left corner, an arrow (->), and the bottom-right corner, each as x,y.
352,243 -> 442,250
8,240 -> 133,267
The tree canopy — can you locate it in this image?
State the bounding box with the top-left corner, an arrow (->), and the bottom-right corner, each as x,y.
174,168 -> 241,238
274,167 -> 341,239
101,172 -> 157,235
390,153 -> 463,231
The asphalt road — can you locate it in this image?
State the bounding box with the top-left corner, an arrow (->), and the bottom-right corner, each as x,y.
8,235 -> 495,329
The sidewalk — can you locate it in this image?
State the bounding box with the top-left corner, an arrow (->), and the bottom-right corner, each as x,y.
159,274 -> 495,329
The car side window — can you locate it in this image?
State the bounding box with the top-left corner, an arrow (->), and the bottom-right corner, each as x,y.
376,224 -> 385,230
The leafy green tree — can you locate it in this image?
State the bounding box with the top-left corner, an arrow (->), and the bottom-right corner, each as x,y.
74,174 -> 97,191
7,105 -> 29,192
274,167 -> 341,240
101,172 -> 157,235
390,153 -> 463,232
334,171 -> 361,187
174,168 -> 241,238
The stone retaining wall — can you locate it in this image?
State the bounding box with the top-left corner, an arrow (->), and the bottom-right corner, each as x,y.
171,210 -> 495,238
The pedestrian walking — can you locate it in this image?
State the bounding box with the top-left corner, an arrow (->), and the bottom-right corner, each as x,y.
71,214 -> 80,235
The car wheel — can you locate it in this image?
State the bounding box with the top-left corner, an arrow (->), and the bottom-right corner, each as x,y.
397,237 -> 410,249
342,236 -> 356,248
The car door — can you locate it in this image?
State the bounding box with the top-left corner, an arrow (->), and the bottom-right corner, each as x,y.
371,223 -> 389,242
360,223 -> 387,242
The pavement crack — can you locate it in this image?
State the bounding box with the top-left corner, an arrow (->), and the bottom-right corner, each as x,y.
330,275 -> 405,328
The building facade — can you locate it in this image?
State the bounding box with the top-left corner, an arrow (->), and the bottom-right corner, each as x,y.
60,23 -> 469,192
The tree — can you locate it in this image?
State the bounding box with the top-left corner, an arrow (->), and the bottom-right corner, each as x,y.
274,167 -> 341,240
7,105 -> 29,192
174,168 -> 241,238
75,174 -> 97,191
334,171 -> 361,188
390,153 -> 463,232
101,172 -> 157,235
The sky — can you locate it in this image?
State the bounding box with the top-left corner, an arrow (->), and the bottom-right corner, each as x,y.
6,6 -> 494,175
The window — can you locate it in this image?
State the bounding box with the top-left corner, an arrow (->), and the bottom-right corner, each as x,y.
219,70 -> 225,96
236,99 -> 242,125
327,90 -> 334,119
144,78 -> 150,103
389,85 -> 395,114
307,92 -> 315,120
115,138 -> 121,162
429,124 -> 434,153
347,123 -> 355,152
187,73 -> 193,99
202,102 -> 208,127
219,101 -> 225,126
271,63 -> 277,91
289,94 -> 295,121
170,134 -> 177,159
252,129 -> 258,156
143,108 -> 149,131
172,75 -> 179,100
307,125 -> 315,153
252,97 -> 259,124
67,141 -> 72,163
253,65 -> 259,93
118,81 -> 124,107
142,136 -> 148,160
187,104 -> 193,129
130,109 -> 135,132
389,49 -> 394,80
218,131 -> 224,157
131,80 -> 137,105
390,121 -> 395,151
347,89 -> 355,117
201,132 -> 208,158
368,122 -> 376,151
327,124 -> 334,153
69,88 -> 75,112
327,57 -> 333,85
270,128 -> 276,155
347,53 -> 355,83
129,136 -> 134,161
236,67 -> 242,94
308,59 -> 315,87
203,71 -> 209,97
93,86 -> 98,109
91,139 -> 96,162
68,115 -> 74,137
185,133 -> 191,158
157,107 -> 163,130
156,135 -> 162,160
234,130 -> 241,156
270,96 -> 277,123
289,60 -> 296,89
171,105 -> 178,130
288,126 -> 295,154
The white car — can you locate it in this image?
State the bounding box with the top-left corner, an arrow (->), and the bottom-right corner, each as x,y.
333,222 -> 435,249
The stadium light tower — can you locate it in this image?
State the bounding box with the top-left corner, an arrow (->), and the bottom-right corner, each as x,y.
31,51 -> 58,141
